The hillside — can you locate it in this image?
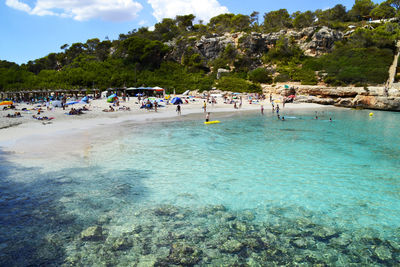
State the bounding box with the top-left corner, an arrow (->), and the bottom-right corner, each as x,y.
1,0 -> 400,93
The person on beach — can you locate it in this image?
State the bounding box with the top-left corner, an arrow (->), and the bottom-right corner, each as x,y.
269,93 -> 272,102
276,104 -> 280,114
206,112 -> 210,122
154,101 -> 158,112
176,104 -> 181,115
203,101 -> 207,113
261,105 -> 264,114
277,114 -> 280,120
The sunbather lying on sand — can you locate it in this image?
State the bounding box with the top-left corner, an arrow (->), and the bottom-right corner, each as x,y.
102,105 -> 115,112
5,112 -> 22,118
32,115 -> 54,120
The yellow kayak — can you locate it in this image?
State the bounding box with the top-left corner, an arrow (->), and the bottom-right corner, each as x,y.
204,120 -> 220,125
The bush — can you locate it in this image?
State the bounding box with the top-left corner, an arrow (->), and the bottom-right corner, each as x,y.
248,68 -> 273,83
216,76 -> 261,93
274,73 -> 290,83
318,47 -> 393,85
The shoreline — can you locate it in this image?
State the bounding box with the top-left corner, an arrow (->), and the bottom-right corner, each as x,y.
0,99 -> 337,158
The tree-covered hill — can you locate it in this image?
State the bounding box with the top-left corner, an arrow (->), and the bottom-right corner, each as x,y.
2,0 -> 400,93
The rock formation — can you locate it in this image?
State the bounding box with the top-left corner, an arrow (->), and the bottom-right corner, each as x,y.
267,84 -> 400,111
166,27 -> 344,64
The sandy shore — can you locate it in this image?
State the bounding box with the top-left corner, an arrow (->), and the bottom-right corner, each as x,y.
0,96 -> 333,157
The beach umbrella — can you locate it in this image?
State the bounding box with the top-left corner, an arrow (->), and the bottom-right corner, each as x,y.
107,94 -> 118,103
80,96 -> 89,103
273,99 -> 281,103
0,101 -> 13,106
171,97 -> 183,105
51,100 -> 62,107
288,95 -> 296,98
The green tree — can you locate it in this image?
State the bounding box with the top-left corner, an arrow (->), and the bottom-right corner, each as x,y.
349,0 -> 376,21
216,76 -> 261,93
208,13 -> 235,33
263,9 -> 292,32
248,68 -> 273,83
176,14 -> 195,31
153,18 -> 179,42
250,11 -> 260,27
370,1 -> 396,19
293,11 -> 315,29
231,14 -> 251,31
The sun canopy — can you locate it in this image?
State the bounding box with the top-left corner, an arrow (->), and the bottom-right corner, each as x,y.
171,97 -> 183,105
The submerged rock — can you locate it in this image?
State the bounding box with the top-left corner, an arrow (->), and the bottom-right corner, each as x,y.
154,205 -> 179,216
330,233 -> 351,247
230,221 -> 249,232
168,243 -> 202,265
221,240 -> 243,253
292,238 -> 308,248
137,255 -> 158,267
313,226 -> 338,241
80,226 -> 104,241
210,204 -> 227,213
112,236 -> 132,251
374,245 -> 392,261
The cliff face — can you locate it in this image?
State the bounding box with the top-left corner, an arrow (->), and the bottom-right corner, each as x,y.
167,26 -> 344,64
268,85 -> 400,111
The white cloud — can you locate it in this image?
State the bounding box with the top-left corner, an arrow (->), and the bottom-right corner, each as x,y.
147,0 -> 229,22
5,0 -> 143,22
5,0 -> 31,12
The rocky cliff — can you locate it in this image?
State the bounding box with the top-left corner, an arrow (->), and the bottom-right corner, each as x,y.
267,84 -> 400,111
167,26 -> 344,64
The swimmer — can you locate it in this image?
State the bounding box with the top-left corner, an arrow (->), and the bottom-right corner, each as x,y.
281,116 -> 285,121
205,112 -> 210,122
329,118 -> 332,121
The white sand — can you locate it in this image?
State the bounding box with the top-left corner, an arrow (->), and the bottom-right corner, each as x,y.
0,96 -> 333,157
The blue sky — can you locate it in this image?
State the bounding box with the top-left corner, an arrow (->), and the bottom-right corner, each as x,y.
0,0 -> 384,65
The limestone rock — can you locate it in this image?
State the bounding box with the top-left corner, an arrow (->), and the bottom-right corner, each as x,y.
221,240 -> 243,253
112,236 -> 132,251
154,205 -> 179,216
374,245 -> 392,261
168,243 -> 202,265
217,68 -> 230,79
80,226 -> 104,241
313,226 -> 338,241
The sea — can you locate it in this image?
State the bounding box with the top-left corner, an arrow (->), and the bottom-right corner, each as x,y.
0,108 -> 399,266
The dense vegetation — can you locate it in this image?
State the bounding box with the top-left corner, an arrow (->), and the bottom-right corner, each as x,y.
2,0 -> 400,93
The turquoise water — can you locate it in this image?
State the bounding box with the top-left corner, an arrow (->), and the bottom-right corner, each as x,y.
1,108 -> 400,266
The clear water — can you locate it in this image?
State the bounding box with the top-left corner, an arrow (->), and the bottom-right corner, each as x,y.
1,108 -> 400,266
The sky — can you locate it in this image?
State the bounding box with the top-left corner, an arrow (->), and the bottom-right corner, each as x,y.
0,0 -> 384,65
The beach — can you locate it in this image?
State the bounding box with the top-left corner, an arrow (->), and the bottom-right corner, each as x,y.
0,96 -> 329,155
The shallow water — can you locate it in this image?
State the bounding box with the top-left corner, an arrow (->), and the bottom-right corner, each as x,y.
1,108 -> 400,266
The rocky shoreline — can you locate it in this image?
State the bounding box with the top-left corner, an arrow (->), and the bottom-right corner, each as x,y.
269,84 -> 400,111
3,203 -> 398,266
60,205 -> 400,266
